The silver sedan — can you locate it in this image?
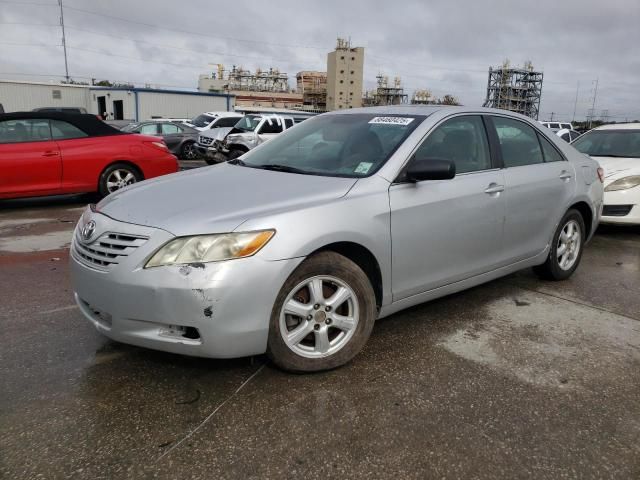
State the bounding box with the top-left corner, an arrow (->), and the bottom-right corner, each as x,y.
70,106 -> 603,372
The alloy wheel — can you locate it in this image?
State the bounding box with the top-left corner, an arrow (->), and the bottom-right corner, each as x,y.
556,219 -> 581,271
279,275 -> 359,358
106,169 -> 137,193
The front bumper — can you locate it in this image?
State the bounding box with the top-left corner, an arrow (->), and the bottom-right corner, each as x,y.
69,212 -> 303,358
600,188 -> 639,225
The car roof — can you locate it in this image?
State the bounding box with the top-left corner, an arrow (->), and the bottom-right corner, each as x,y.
202,111 -> 243,117
0,111 -> 124,137
327,105 -> 544,124
594,123 -> 640,131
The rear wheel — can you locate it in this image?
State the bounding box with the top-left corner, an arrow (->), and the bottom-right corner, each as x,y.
180,141 -> 199,160
267,252 -> 376,372
98,163 -> 141,197
533,209 -> 585,280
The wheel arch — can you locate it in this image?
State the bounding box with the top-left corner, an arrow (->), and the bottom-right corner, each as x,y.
568,201 -> 594,239
309,241 -> 383,309
228,144 -> 250,153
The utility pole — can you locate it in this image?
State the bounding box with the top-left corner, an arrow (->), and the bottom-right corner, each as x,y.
59,0 -> 69,82
550,112 -> 555,121
572,80 -> 579,122
589,78 -> 598,129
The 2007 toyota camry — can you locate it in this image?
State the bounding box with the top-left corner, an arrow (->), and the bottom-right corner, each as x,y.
70,106 -> 603,372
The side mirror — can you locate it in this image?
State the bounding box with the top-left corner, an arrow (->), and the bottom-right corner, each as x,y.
406,158 -> 456,182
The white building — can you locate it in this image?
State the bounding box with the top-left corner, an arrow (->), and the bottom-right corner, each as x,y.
0,80 -> 235,121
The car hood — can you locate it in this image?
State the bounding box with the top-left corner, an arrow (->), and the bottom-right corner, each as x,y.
591,156 -> 640,183
97,163 -> 358,236
198,127 -> 233,142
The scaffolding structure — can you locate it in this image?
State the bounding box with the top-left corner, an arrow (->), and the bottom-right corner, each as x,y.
364,74 -> 408,106
483,60 -> 543,119
225,65 -> 290,93
296,71 -> 327,110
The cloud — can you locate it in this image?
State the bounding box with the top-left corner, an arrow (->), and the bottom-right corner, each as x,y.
1,0 -> 638,120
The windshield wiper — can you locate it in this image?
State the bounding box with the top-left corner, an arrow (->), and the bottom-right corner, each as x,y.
590,154 -> 635,158
228,158 -> 246,166
255,164 -> 310,174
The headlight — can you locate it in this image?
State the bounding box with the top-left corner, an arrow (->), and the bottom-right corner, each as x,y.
604,176 -> 640,192
145,230 -> 274,268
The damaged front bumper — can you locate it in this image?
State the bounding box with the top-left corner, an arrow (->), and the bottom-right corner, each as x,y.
69,212 -> 302,358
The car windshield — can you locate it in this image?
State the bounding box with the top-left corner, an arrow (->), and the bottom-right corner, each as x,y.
234,113 -> 425,178
573,129 -> 640,158
190,114 -> 215,128
234,115 -> 262,132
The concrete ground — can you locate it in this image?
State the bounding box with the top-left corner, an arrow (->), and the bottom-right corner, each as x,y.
1,195 -> 639,479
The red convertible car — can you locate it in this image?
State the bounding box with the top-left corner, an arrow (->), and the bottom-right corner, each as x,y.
0,112 -> 179,199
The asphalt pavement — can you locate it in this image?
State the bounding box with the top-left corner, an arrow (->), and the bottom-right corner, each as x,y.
1,195 -> 639,479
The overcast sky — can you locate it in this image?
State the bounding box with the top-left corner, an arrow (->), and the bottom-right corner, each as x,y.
1,0 -> 639,121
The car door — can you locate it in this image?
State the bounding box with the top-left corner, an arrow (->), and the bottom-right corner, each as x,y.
389,115 -> 506,300
50,118 -> 102,192
159,123 -> 183,152
487,115 -> 577,262
0,118 -> 61,197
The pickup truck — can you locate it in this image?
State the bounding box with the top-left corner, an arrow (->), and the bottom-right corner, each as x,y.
197,114 -> 296,163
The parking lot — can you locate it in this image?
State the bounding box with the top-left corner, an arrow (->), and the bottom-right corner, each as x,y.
1,194 -> 638,479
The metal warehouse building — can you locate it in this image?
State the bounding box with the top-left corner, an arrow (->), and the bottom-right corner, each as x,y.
0,80 -> 235,121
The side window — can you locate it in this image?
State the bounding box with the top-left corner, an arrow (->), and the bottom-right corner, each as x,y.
284,118 -> 294,129
412,115 -> 491,174
140,124 -> 159,135
160,123 -> 181,134
538,134 -> 564,162
259,119 -> 284,134
560,132 -> 571,142
492,117 -> 544,167
50,120 -> 88,140
0,119 -> 51,143
570,131 -> 581,142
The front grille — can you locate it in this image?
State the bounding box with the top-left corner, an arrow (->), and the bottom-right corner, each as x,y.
602,205 -> 633,217
199,135 -> 213,146
73,230 -> 148,269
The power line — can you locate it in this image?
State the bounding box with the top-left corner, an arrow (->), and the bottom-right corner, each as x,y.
62,25 -> 323,65
62,4 -> 328,51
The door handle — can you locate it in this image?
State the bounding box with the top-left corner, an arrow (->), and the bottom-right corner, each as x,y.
559,171 -> 572,180
484,184 -> 505,194
42,151 -> 59,157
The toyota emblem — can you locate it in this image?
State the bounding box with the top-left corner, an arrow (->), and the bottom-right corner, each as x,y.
82,220 -> 96,241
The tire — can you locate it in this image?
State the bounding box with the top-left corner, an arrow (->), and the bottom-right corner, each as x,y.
227,149 -> 245,160
180,141 -> 199,160
267,251 -> 377,372
98,163 -> 142,198
533,209 -> 585,281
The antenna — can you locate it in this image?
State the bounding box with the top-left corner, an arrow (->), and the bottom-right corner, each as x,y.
59,0 -> 69,82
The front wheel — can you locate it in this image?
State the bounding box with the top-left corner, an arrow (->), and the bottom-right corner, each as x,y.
267,251 -> 376,372
98,163 -> 142,197
227,149 -> 245,160
533,209 -> 585,280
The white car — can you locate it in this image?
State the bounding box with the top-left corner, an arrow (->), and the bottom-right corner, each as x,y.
572,123 -> 640,225
185,111 -> 244,132
540,121 -> 574,132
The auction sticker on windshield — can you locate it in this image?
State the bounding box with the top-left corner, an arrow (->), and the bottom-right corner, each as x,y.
368,117 -> 415,126
354,162 -> 373,174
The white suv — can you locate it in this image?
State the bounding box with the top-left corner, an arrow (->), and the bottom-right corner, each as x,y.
540,121 -> 574,132
185,111 -> 244,132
